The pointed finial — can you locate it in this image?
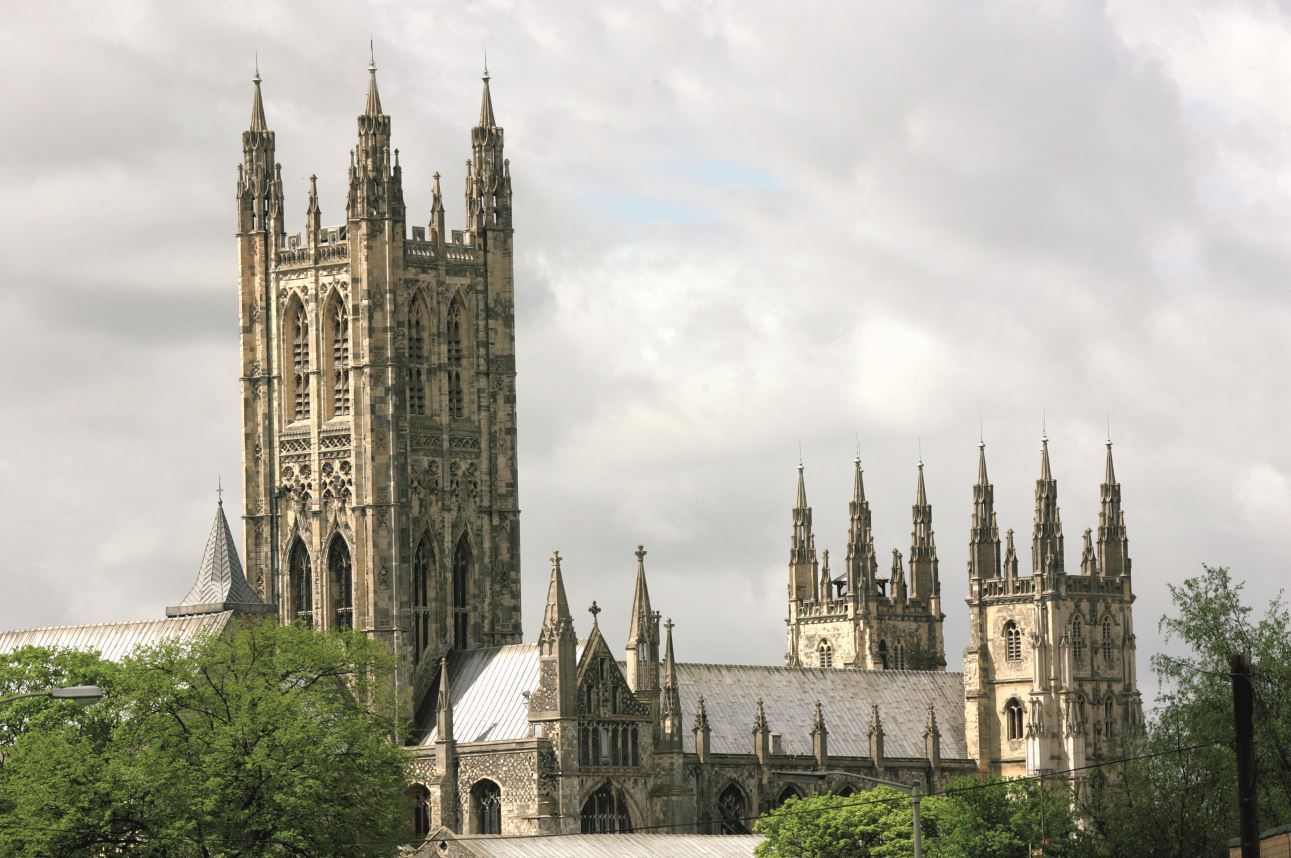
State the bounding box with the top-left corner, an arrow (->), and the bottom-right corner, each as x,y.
369,38 -> 375,71
588,601 -> 601,625
917,435 -> 923,467
1042,409 -> 1048,442
635,544 -> 647,565
664,616 -> 674,634
216,475 -> 223,505
979,413 -> 984,446
483,48 -> 490,81
855,432 -> 861,464
254,52 -> 260,83
797,439 -> 803,468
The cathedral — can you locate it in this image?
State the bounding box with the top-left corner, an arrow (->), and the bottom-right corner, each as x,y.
0,59 -> 1145,843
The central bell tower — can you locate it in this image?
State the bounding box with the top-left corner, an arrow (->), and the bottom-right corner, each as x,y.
236,60 -> 522,721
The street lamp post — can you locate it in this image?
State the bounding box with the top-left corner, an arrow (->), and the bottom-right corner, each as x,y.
0,685 -> 104,707
771,769 -> 925,858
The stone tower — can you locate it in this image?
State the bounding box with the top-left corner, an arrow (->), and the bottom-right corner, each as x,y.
236,61 -> 522,721
962,438 -> 1144,777
785,458 -> 946,670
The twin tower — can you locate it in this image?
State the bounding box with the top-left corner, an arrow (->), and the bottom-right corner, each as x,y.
785,439 -> 1144,775
236,59 -> 520,719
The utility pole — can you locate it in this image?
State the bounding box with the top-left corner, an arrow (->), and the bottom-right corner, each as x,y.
1230,653 -> 1259,858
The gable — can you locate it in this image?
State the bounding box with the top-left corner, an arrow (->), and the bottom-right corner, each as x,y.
575,628 -> 649,719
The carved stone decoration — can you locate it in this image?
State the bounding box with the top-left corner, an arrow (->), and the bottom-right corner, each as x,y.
450,461 -> 479,501
379,564 -> 390,587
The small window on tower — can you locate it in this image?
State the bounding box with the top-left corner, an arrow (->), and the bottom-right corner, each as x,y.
1005,698 -> 1024,741
817,640 -> 833,668
447,300 -> 465,419
1072,616 -> 1085,663
331,299 -> 350,417
1101,616 -> 1114,664
1004,620 -> 1022,662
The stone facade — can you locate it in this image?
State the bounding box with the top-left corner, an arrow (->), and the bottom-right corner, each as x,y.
235,63 -> 521,721
963,439 -> 1145,776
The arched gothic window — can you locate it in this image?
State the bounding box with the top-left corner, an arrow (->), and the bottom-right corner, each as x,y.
471,780 -> 502,835
717,783 -> 749,835
836,785 -> 856,798
287,300 -> 311,422
877,639 -> 888,670
407,785 -> 431,839
893,642 -> 907,670
329,536 -> 353,630
289,540 -> 312,626
451,536 -> 471,648
1072,616 -> 1085,663
817,640 -> 833,668
1005,698 -> 1024,741
775,785 -> 804,808
407,299 -> 428,416
1004,620 -> 1022,661
580,782 -> 631,834
1101,616 -> 1114,664
447,300 -> 465,419
412,536 -> 433,665
1104,697 -> 1115,731
330,298 -> 350,417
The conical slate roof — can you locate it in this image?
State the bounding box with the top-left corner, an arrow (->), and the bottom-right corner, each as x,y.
167,501 -> 272,617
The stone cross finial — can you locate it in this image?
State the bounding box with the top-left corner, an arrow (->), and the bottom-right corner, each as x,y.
588,601 -> 601,625
216,475 -> 223,505
550,550 -> 561,571
635,544 -> 647,564
664,617 -> 674,633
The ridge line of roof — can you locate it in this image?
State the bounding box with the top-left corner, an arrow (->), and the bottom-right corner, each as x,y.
0,611 -> 232,638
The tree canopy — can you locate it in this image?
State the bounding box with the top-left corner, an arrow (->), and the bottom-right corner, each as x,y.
0,621 -> 412,858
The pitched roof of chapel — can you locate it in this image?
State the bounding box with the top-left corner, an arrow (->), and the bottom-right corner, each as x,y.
425,831 -> 764,857
424,642 -> 968,760
0,611 -> 233,663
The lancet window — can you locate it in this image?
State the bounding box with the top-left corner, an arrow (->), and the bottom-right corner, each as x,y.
408,299 -> 427,416
289,540 -> 312,626
447,300 -> 464,419
1101,616 -> 1114,664
1072,615 -> 1085,663
330,299 -> 350,416
717,784 -> 749,835
329,536 -> 353,631
288,300 -> 310,422
817,640 -> 833,668
451,536 -> 470,648
407,785 -> 431,838
878,639 -> 888,669
471,780 -> 502,835
412,536 -> 433,666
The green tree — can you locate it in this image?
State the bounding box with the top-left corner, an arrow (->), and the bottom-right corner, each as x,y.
1077,565 -> 1291,858
927,775 -> 1075,858
0,621 -> 412,858
754,788 -> 915,858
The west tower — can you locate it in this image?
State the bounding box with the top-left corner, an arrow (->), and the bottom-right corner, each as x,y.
236,61 -> 521,721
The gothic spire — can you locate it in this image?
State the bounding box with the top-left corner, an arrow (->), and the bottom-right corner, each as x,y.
348,51 -> 401,222
1032,435 -> 1064,576
909,460 -> 939,600
305,174 -> 321,237
819,550 -> 832,601
1097,440 -> 1131,578
430,171 -> 445,243
660,618 -> 683,747
541,550 -> 574,635
435,656 -> 454,742
167,497 -> 270,617
238,69 -> 281,234
469,65 -> 508,232
1003,528 -> 1018,579
968,441 -> 1002,580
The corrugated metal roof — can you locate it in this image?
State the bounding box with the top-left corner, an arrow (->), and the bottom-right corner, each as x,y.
676,663 -> 968,759
0,612 -> 232,662
424,640 -> 589,746
430,833 -> 763,857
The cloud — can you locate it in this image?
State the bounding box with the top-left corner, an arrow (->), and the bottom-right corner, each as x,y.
1,1 -> 1288,711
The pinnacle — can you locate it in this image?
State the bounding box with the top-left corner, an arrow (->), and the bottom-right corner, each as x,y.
795,462 -> 808,510
364,59 -> 383,116
915,460 -> 928,507
1040,435 -> 1053,482
542,550 -> 572,631
1104,439 -> 1117,485
626,545 -> 653,644
249,72 -> 268,133
852,456 -> 865,505
977,440 -> 989,486
478,67 -> 497,127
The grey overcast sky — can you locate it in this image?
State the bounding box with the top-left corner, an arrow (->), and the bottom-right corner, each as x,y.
2,1 -> 1288,707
